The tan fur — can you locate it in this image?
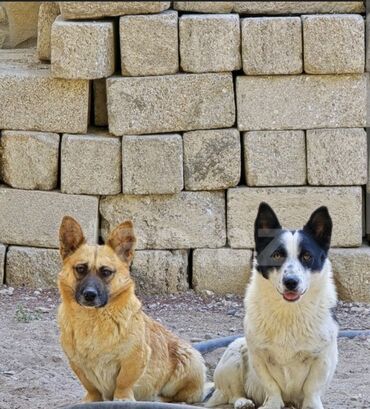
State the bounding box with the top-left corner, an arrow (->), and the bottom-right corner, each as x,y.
58,217 -> 206,403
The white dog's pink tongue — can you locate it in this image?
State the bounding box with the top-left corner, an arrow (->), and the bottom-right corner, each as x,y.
283,291 -> 300,302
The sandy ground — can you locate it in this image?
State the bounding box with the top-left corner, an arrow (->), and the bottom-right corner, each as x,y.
0,287 -> 369,409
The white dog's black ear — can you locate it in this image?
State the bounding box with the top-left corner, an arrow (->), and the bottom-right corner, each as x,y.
254,202 -> 282,253
303,206 -> 332,252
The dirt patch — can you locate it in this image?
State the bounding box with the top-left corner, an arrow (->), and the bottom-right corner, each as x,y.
0,287 -> 369,409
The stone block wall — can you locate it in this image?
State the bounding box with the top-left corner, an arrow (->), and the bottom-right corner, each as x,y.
0,1 -> 369,302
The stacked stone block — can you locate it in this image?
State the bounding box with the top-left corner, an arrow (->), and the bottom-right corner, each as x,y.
0,1 -> 369,302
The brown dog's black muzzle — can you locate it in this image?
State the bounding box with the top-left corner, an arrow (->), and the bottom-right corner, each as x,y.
75,275 -> 108,308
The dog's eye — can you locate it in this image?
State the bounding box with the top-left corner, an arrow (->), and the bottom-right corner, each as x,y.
100,267 -> 114,278
75,264 -> 88,275
271,250 -> 284,261
301,252 -> 312,263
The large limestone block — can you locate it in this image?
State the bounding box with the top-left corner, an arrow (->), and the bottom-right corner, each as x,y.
0,244 -> 5,284
307,128 -> 367,186
174,2 -> 233,13
0,130 -> 59,190
330,247 -> 370,303
2,2 -> 41,48
131,250 -> 188,295
37,2 -> 60,61
51,17 -> 115,79
100,192 -> 226,250
93,79 -> 108,127
122,134 -> 183,195
0,68 -> 89,133
193,248 -> 252,295
6,246 -> 61,288
120,11 -> 178,76
0,187 -> 99,248
183,129 -> 240,190
233,2 -> 365,14
61,132 -> 121,195
180,14 -> 241,73
241,17 -> 302,75
236,75 -> 366,131
303,15 -> 365,74
59,2 -> 170,19
244,131 -> 306,186
107,73 -> 235,135
227,187 -> 362,248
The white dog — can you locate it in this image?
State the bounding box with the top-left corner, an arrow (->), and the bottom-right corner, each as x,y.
207,202 -> 338,409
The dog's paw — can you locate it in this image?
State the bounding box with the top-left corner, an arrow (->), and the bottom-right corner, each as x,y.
234,397 -> 255,409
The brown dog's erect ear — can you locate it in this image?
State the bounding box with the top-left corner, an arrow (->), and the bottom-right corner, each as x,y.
59,216 -> 86,260
107,220 -> 136,265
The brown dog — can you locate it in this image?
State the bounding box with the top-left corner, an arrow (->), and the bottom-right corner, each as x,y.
58,216 -> 206,403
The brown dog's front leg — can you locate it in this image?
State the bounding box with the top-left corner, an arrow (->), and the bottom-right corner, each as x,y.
70,361 -> 103,402
114,347 -> 147,401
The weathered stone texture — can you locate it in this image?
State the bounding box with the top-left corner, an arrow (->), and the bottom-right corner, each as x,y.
233,2 -> 365,14
174,2 -> 233,13
236,75 -> 366,131
303,15 -> 365,74
307,128 -> 367,186
131,250 -> 188,295
0,244 -> 5,285
6,246 -> 61,288
61,132 -> 121,195
193,249 -> 252,295
120,11 -> 178,76
183,129 -> 240,191
2,2 -> 41,48
60,2 -> 170,19
0,187 -> 99,248
331,247 -> 370,303
108,73 -> 235,135
37,2 -> 60,61
180,14 -> 241,73
122,134 -> 183,195
0,68 -> 89,133
93,79 -> 108,127
244,131 -> 306,186
0,130 -> 60,190
241,17 -> 302,75
100,192 -> 226,250
227,187 -> 362,248
51,17 -> 115,79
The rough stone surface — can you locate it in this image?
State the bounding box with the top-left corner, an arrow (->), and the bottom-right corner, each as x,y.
61,132 -> 121,195
303,15 -> 365,74
241,17 -> 302,75
174,2 -> 233,13
233,2 -> 365,14
37,2 -> 60,61
183,129 -> 240,191
93,79 -> 108,127
2,2 -> 41,48
307,128 -> 367,186
0,187 -> 99,248
51,17 -> 115,80
6,246 -> 61,288
122,134 -> 183,195
236,75 -> 366,131
227,187 -> 362,248
0,244 -> 5,285
100,192 -> 226,250
131,250 -> 188,295
193,248 -> 252,295
0,130 -> 60,190
107,73 -> 235,135
330,247 -> 370,303
120,11 -> 178,76
60,2 -> 170,19
180,14 -> 240,73
0,68 -> 89,133
244,130 -> 306,186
